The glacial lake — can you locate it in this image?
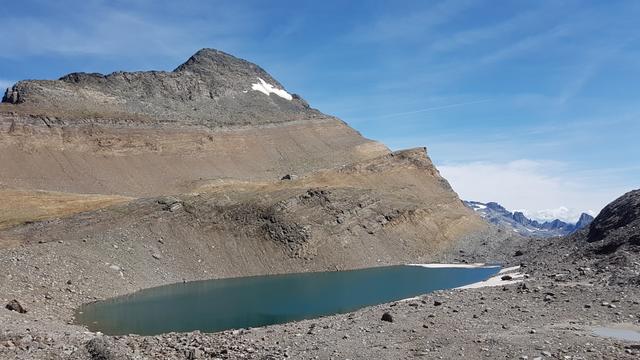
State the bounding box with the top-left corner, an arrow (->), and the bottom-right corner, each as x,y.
75,264 -> 500,335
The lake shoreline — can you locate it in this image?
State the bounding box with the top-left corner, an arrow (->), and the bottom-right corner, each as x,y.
2,232 -> 639,359
74,264 -> 502,336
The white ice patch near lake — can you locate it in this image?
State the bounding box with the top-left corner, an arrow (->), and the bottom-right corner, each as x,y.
498,265 -> 521,274
407,263 -> 524,289
251,77 -> 293,100
399,263 -> 518,301
456,265 -> 524,289
406,264 -> 524,290
407,263 -> 499,269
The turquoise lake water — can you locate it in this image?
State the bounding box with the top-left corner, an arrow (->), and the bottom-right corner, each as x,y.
75,264 -> 500,335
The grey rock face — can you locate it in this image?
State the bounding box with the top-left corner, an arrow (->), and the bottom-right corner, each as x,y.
584,189 -> 640,255
588,189 -> 640,243
2,48 -> 325,128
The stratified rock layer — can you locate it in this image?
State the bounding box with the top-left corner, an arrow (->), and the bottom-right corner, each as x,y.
0,49 -> 389,196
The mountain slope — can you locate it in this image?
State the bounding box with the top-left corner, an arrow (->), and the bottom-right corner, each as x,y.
0,48 -> 483,259
0,49 -> 388,197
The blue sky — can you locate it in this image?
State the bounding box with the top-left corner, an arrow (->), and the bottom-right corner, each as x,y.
1,0 -> 638,221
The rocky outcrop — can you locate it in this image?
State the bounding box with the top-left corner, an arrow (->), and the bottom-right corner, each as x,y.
571,187 -> 640,285
587,189 -> 640,245
503,189 -> 640,286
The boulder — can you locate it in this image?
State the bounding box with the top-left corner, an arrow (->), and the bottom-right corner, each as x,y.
85,337 -> 126,360
381,312 -> 394,322
5,299 -> 27,313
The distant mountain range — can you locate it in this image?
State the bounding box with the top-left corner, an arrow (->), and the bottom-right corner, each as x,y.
465,200 -> 594,237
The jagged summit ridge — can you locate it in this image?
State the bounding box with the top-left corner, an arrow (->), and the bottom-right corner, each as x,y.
2,48 -> 316,127
465,200 -> 593,237
174,48 -> 283,87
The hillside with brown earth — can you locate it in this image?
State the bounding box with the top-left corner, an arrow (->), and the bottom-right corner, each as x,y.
0,49 -> 497,359
0,48 -> 484,305
0,49 -> 390,198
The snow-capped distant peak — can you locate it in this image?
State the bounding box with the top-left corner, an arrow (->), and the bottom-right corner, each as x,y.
463,200 -> 594,238
251,77 -> 293,100
520,207 -> 596,224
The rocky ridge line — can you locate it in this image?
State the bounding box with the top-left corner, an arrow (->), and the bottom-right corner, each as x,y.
2,49 -> 324,128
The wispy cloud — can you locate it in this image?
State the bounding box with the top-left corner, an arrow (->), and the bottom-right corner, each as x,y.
355,13 -> 582,93
478,24 -> 571,65
428,9 -> 543,53
372,99 -> 493,119
0,3 -> 257,61
346,0 -> 476,43
557,38 -> 636,104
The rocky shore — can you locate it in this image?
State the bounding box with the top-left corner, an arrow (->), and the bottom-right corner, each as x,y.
2,216 -> 639,360
2,260 -> 639,359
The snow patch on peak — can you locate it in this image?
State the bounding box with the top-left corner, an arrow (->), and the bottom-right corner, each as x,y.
251,77 -> 292,101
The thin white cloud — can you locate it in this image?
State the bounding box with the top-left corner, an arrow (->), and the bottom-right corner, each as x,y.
373,99 -> 492,119
478,24 -> 571,65
429,10 -> 543,53
367,16 -> 577,93
438,160 -> 631,222
346,0 -> 475,43
557,38 -> 634,105
0,4 -> 257,60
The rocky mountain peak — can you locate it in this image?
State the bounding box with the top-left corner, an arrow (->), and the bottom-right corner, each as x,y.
173,48 -> 282,86
2,48 -> 315,128
512,211 -> 531,226
465,200 -> 593,237
485,202 -> 509,214
575,212 -> 595,229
